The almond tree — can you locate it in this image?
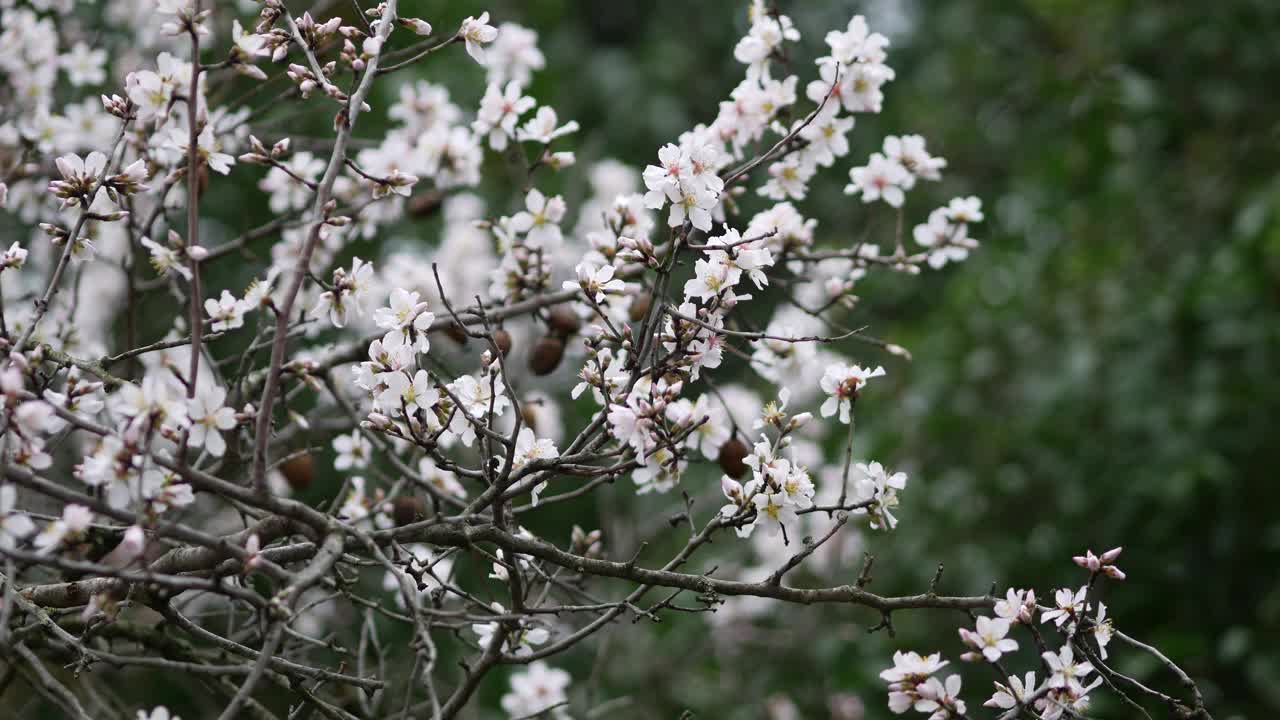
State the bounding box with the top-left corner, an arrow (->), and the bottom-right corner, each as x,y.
0,2 -> 1213,719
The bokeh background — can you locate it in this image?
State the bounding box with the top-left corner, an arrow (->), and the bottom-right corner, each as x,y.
14,0 -> 1280,718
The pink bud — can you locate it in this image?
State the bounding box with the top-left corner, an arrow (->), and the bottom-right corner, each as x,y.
122,417 -> 147,446
400,18 -> 433,36
720,475 -> 743,500
244,534 -> 262,568
0,366 -> 24,397
885,343 -> 912,359
1073,550 -> 1101,571
104,525 -> 147,568
1100,546 -> 1123,563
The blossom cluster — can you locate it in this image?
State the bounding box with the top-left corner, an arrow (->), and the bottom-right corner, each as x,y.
0,0 -> 979,630
883,549 -> 1125,720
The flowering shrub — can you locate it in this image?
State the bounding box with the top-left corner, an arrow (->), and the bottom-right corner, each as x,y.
0,2 -> 1214,719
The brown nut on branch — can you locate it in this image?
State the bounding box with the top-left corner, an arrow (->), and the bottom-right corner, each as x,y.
407,189 -> 444,217
280,452 -> 314,491
492,328 -> 512,356
529,336 -> 565,376
629,291 -> 653,322
445,321 -> 468,345
547,305 -> 581,337
520,403 -> 540,433
718,438 -> 749,479
391,496 -> 426,527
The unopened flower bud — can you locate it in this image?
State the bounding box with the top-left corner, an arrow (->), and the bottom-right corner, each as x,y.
244,539 -> 264,572
787,412 -> 813,431
400,17 -> 433,35
721,475 -> 743,501
104,525 -> 147,568
546,151 -> 575,170
885,343 -> 912,360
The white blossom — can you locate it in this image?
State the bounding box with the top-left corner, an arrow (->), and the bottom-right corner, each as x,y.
510,189 -> 566,248
851,461 -> 907,530
565,262 -> 625,303
1043,645 -> 1095,695
0,485 -> 36,550
458,12 -> 499,64
32,502 -> 92,550
473,81 -> 534,150
501,662 -> 571,719
333,431 -> 372,471
959,616 -> 1019,662
845,152 -> 910,207
516,106 -> 579,144
186,385 -> 236,457
204,290 -> 248,332
61,42 -> 106,86
1041,586 -> 1088,628
819,363 -> 885,423
985,672 -> 1039,711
